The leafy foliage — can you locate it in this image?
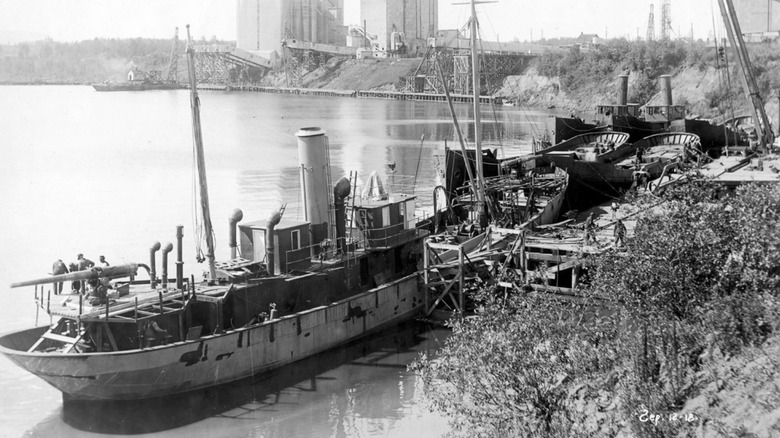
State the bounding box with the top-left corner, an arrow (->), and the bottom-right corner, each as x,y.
535,38 -> 779,110
412,291 -> 613,437
414,182 -> 780,437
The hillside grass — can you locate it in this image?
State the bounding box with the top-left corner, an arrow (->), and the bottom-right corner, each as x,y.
519,38 -> 780,124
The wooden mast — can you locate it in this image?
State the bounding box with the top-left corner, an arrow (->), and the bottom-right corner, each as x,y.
185,25 -> 217,283
434,57 -> 479,201
470,0 -> 488,227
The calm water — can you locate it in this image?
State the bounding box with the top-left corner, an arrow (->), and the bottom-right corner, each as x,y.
0,85 -> 548,437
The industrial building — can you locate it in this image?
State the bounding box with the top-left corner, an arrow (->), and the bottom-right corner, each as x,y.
359,0 -> 438,55
236,0 -> 439,59
236,0 -> 345,58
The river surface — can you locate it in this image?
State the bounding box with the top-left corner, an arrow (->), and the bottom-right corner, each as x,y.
0,85 -> 550,437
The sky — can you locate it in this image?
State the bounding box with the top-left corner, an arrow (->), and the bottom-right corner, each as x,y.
0,0 -> 728,44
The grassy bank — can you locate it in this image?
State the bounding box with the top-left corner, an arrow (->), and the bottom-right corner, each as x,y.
498,39 -> 780,127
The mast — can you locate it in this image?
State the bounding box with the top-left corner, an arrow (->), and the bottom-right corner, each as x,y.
185,25 -> 217,283
470,0 -> 487,227
434,56 -> 479,199
715,0 -> 775,151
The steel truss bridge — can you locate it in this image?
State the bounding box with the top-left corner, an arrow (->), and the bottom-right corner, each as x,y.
409,49 -> 533,95
191,45 -> 273,84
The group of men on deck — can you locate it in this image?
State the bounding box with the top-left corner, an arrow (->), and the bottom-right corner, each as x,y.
583,212 -> 627,247
51,254 -> 110,295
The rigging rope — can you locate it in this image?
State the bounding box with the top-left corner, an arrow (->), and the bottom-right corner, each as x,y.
191,137 -> 204,263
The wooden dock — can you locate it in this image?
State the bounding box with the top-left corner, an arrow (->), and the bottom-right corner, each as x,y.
199,83 -> 497,104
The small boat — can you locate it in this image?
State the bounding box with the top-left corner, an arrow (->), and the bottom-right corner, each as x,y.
0,27 -> 427,402
541,74 -> 747,152
92,80 -> 180,92
420,2 -> 569,316
536,131 -> 633,162
93,28 -> 181,92
538,131 -> 702,207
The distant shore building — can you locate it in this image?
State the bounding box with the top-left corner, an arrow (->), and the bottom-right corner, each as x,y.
359,0 -> 438,55
236,0 -> 345,58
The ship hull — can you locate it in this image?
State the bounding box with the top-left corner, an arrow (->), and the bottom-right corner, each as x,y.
92,83 -> 180,92
0,274 -> 423,401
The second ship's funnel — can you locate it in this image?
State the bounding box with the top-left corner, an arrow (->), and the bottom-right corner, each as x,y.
296,127 -> 330,248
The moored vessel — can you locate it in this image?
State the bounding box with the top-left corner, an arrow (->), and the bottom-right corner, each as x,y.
0,27 -> 428,402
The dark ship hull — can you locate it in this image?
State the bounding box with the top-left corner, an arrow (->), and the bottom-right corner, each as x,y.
93,82 -> 181,92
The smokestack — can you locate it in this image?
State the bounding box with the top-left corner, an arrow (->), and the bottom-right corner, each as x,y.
149,241 -> 161,289
659,74 -> 673,106
333,176 -> 352,255
265,209 -> 282,276
161,243 -> 174,289
296,127 -> 330,253
617,74 -> 629,106
229,208 -> 244,260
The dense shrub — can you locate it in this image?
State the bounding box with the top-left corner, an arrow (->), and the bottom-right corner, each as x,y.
414,181 -> 780,437
535,38 -> 780,109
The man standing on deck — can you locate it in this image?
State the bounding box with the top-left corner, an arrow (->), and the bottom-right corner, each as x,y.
71,254 -> 95,294
51,259 -> 69,294
99,255 -> 109,267
614,219 -> 627,247
76,253 -> 94,271
583,213 -> 596,245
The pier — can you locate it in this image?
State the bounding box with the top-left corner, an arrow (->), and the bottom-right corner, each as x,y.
198,83 -> 497,104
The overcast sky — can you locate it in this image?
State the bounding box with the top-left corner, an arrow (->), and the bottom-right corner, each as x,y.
0,0 -> 724,44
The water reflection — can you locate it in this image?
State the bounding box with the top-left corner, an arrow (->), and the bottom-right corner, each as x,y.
44,322 -> 447,437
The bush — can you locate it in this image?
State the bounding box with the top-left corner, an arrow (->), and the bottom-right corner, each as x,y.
414,181 -> 780,437
411,290 -> 616,437
585,181 -> 780,436
532,38 -> 779,111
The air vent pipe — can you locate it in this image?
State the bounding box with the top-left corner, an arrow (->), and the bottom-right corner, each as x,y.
149,241 -> 161,289
161,242 -> 174,289
229,208 -> 244,260
266,209 -> 282,276
333,176 -> 352,255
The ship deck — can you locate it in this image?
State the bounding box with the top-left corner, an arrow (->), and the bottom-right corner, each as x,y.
49,282 -> 227,321
698,154 -> 780,186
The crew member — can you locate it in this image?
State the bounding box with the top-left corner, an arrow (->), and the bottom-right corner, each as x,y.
614,219 -> 627,247
143,320 -> 170,348
72,254 -> 95,295
583,213 -> 596,245
748,129 -> 759,154
87,278 -> 111,306
51,259 -> 69,295
75,253 -> 95,271
99,255 -> 110,267
610,202 -> 619,220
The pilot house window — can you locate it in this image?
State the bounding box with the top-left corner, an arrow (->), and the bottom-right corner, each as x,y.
291,230 -> 301,250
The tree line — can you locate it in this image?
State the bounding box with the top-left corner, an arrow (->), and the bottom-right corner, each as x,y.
0,36 -> 231,84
